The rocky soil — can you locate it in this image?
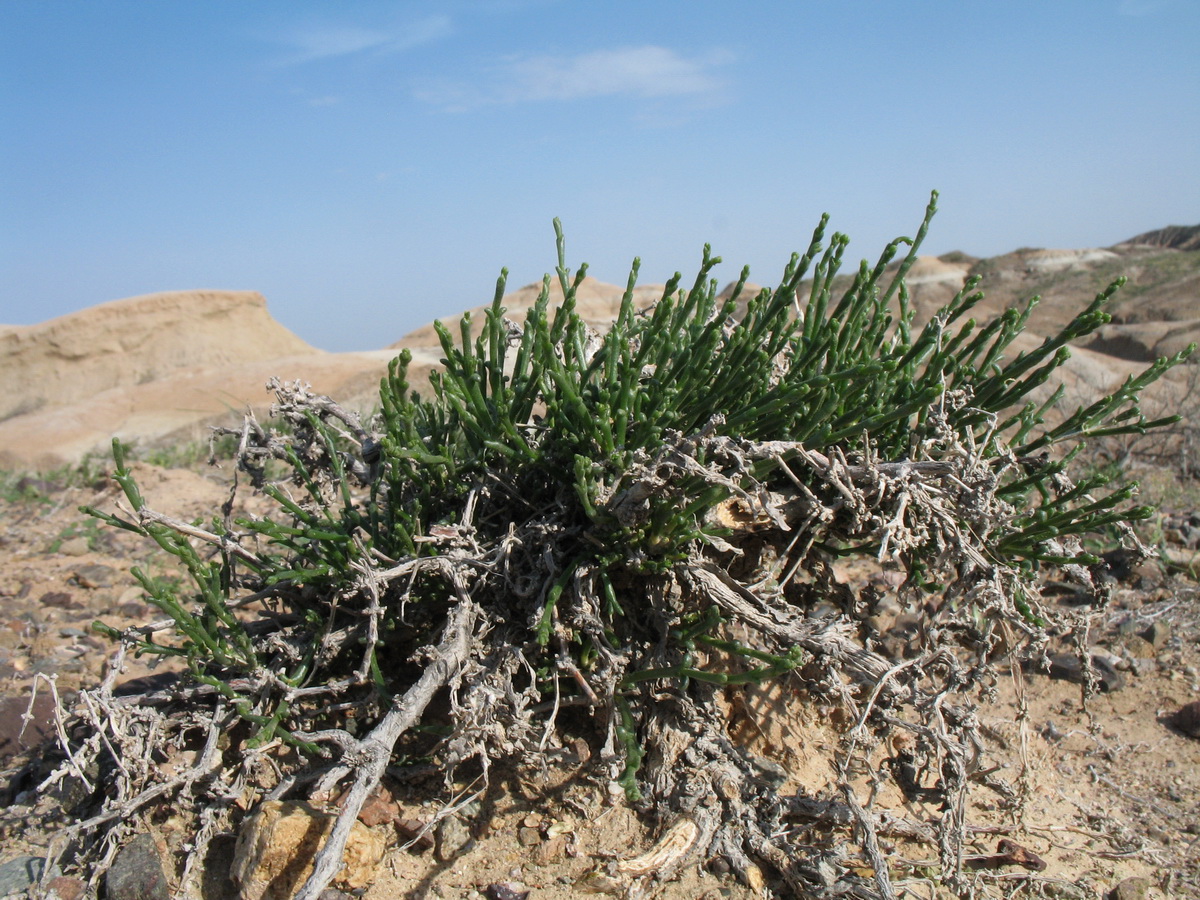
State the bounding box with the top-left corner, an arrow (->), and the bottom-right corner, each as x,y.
0,455 -> 1199,899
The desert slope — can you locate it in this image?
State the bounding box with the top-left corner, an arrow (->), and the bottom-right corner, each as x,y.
391,274 -> 669,349
1,227 -> 1196,471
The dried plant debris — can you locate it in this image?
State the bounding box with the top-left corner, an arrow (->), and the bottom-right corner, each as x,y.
18,193 -> 1193,898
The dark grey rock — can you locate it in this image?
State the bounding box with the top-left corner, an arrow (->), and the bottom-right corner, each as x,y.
1109,876 -> 1151,900
1129,657 -> 1157,677
1038,652 -> 1126,691
0,691 -> 57,765
484,883 -> 530,900
106,833 -> 169,900
1174,700 -> 1200,738
0,856 -> 45,897
434,816 -> 472,862
1043,883 -> 1088,899
72,564 -> 117,589
1142,620 -> 1172,650
39,592 -> 78,609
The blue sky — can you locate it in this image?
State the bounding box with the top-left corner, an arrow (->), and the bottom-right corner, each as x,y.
2,0 -> 1198,352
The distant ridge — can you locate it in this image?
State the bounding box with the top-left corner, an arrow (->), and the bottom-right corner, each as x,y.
2,227 -> 1197,470
1118,224 -> 1200,251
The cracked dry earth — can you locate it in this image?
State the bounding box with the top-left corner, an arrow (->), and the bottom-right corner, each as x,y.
1,460 -> 1199,899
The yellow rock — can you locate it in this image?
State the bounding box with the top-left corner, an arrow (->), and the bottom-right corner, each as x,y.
231,799 -> 385,900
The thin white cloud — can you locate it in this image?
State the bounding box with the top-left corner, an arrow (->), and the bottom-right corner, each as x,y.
414,45 -> 731,111
271,15 -> 453,65
392,15 -> 455,51
501,46 -> 727,100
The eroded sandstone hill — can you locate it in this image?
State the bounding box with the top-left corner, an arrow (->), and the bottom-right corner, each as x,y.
0,291 -> 400,470
0,291 -> 317,422
1,229 -> 1196,471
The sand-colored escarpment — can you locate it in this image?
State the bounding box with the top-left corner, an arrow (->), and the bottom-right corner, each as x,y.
0,291 -> 319,423
0,291 -> 411,470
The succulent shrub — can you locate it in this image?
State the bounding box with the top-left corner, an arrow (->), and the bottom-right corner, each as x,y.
73,192 -> 1191,898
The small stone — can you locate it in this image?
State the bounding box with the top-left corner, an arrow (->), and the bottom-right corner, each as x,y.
1109,876 -> 1150,900
0,856 -> 46,897
1114,634 -> 1156,659
435,816 -> 472,862
72,564 -> 117,589
1043,884 -> 1088,899
0,691 -> 57,764
1142,620 -> 1172,649
484,883 -> 530,900
516,826 -> 541,847
1174,700 -> 1200,738
357,785 -> 400,827
231,800 -> 385,900
1041,653 -> 1125,692
40,591 -> 78,609
46,875 -> 86,900
533,835 -> 566,865
57,537 -> 91,556
395,816 -> 435,851
570,737 -> 591,765
47,760 -> 100,812
707,856 -> 732,876
106,833 -> 169,900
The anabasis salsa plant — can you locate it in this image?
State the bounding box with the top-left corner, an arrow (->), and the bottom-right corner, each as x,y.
66,192 -> 1189,898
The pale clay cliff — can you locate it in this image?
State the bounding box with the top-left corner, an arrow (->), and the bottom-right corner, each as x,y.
0,291 -> 317,422
0,291 -> 394,469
